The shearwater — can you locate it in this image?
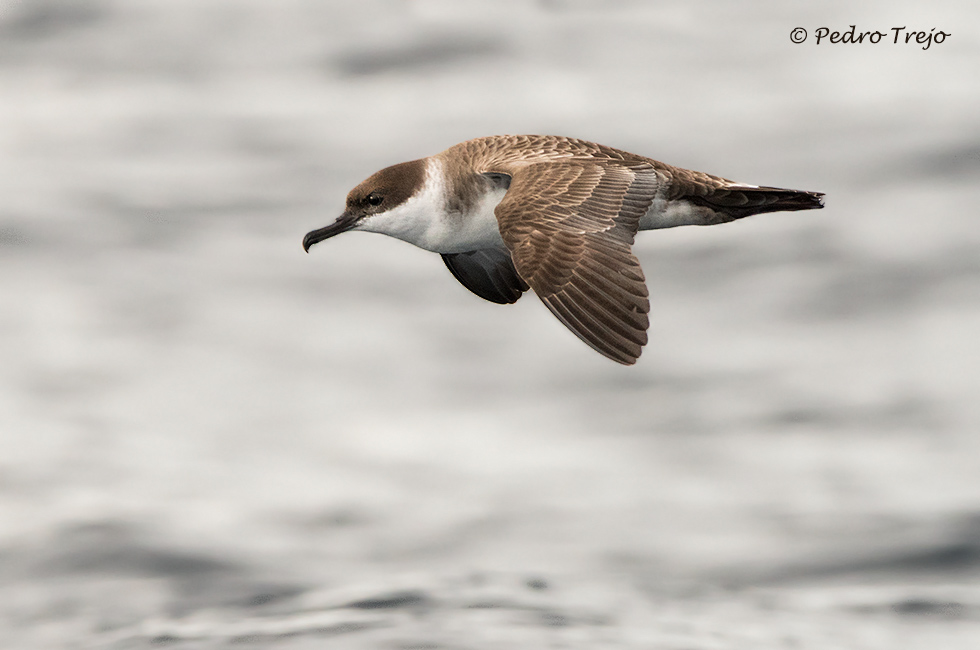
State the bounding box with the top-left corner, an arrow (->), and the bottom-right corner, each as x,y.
303,135 -> 823,365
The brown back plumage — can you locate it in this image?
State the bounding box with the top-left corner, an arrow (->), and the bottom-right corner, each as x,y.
436,136 -> 823,364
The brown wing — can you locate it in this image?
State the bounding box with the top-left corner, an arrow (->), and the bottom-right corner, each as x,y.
494,162 -> 659,365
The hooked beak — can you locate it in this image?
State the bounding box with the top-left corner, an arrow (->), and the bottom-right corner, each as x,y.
303,212 -> 359,252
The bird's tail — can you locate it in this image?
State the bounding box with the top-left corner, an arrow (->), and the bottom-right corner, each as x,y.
692,185 -> 825,221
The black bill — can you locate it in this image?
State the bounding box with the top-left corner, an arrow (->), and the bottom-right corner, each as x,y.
303,212 -> 359,252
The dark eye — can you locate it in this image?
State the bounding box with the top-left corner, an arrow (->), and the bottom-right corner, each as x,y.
366,193 -> 383,206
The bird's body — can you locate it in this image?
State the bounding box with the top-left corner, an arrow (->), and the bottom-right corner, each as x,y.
304,135 -> 823,364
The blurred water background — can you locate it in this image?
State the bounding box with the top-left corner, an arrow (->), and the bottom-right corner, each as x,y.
2,1 -> 980,647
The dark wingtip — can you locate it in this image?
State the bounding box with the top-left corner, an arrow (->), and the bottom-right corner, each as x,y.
773,189 -> 824,212
689,185 -> 825,220
807,191 -> 826,210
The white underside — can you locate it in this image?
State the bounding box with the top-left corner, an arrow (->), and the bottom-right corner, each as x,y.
638,198 -> 704,230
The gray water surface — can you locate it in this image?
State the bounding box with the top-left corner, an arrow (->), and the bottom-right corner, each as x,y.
2,1 -> 980,647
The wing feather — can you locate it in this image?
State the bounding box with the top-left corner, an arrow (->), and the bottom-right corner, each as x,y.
442,247 -> 529,304
494,161 -> 659,364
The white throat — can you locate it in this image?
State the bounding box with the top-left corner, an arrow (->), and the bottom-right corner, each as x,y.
356,158 -> 507,254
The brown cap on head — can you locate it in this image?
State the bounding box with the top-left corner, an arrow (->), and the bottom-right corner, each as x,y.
345,159 -> 427,214
303,158 -> 427,252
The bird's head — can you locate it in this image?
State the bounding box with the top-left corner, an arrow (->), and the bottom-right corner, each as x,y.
303,159 -> 429,252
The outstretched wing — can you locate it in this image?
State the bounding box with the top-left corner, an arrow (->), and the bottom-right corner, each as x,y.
441,246 -> 529,305
494,162 -> 659,365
